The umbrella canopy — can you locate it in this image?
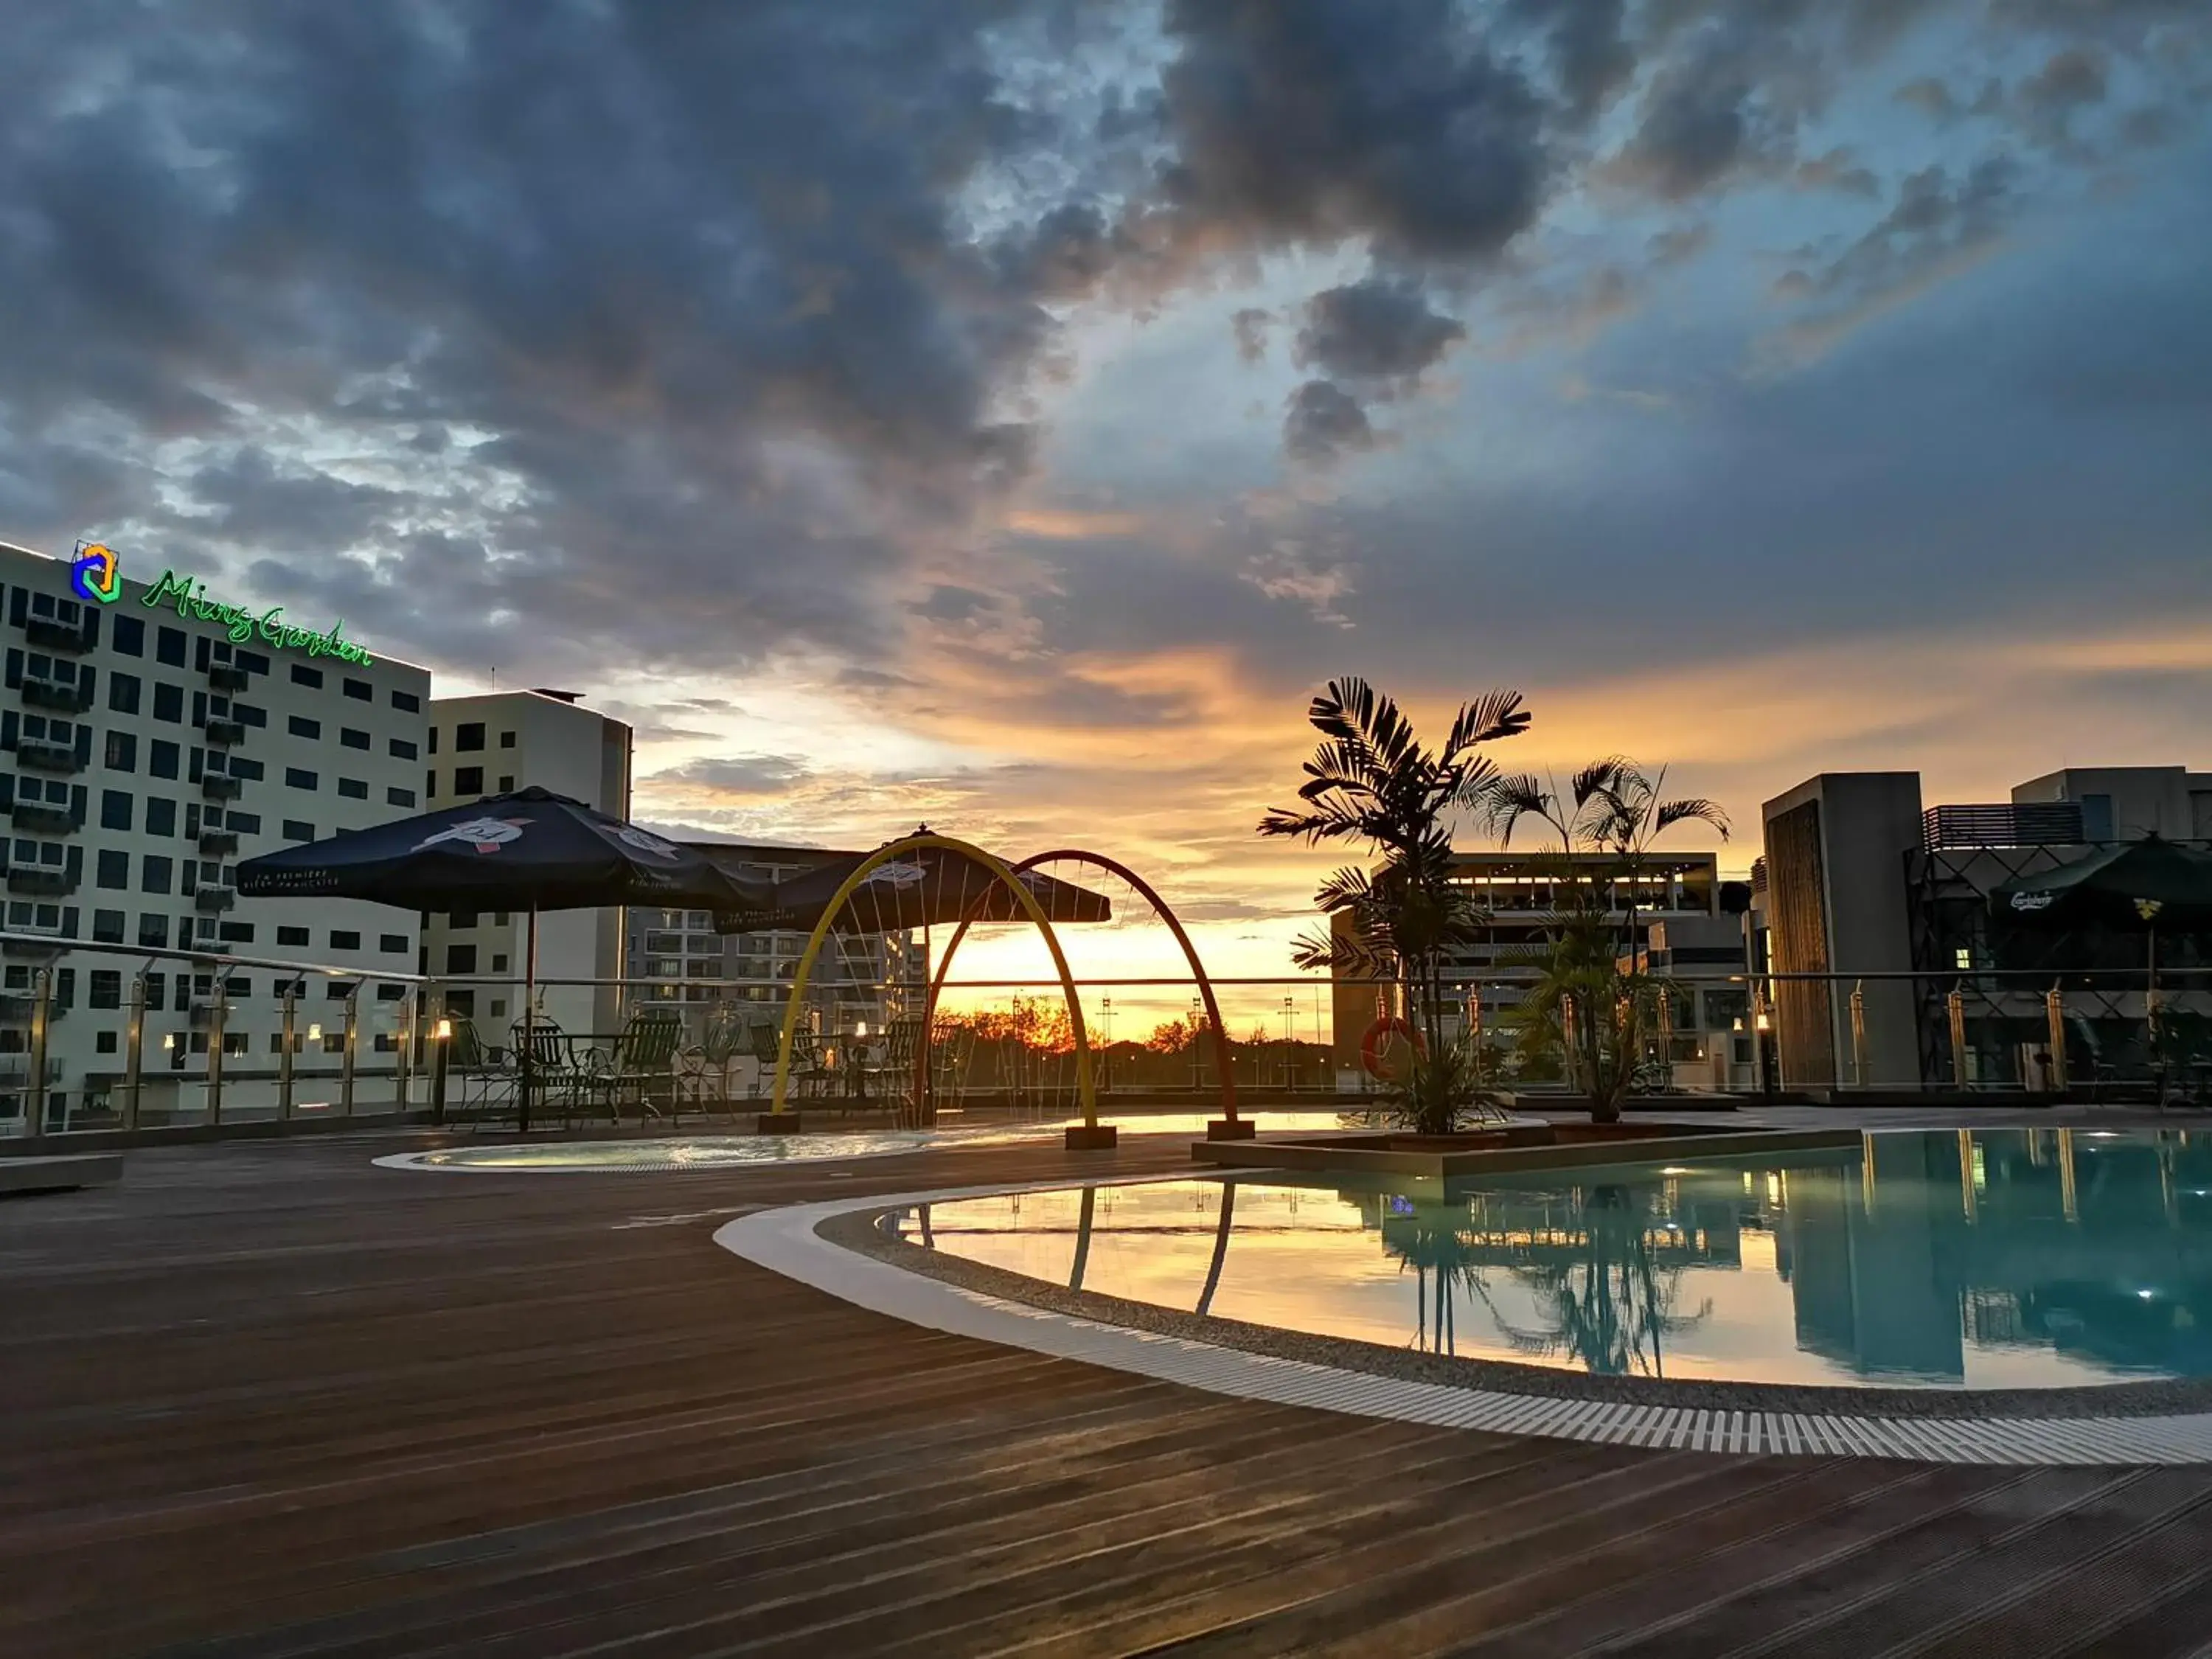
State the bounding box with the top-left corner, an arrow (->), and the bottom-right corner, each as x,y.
715,843 -> 1112,935
1990,836 -> 2212,932
236,786 -> 770,914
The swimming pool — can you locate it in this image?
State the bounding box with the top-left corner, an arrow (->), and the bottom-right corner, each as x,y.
897,1129 -> 2212,1390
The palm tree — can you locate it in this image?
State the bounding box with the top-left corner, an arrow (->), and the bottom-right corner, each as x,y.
1258,677 -> 1531,1074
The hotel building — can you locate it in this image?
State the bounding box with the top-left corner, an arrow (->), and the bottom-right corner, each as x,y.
1,538 -> 431,1127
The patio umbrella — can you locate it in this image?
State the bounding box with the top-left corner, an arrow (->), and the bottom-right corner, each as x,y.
237,787 -> 770,1127
1991,835 -> 2212,998
712,841 -> 1113,936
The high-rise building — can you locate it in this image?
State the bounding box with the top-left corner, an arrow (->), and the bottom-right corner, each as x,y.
420,689 -> 633,1043
1,538 -> 431,1127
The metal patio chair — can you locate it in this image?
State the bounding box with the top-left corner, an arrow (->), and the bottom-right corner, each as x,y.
580,1009 -> 688,1125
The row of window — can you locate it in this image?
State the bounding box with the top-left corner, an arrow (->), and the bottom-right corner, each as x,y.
429,723 -> 515,754
427,768 -> 512,799
95,732 -> 418,808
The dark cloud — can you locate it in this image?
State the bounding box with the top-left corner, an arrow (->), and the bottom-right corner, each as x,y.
1282,380 -> 1377,465
1609,38 -> 1773,200
2017,45 -> 2110,147
646,753 -> 817,797
1511,0 -> 1635,123
1792,147 -> 1882,197
1149,0 -> 1551,266
1293,279 -> 1467,383
1231,307 -> 1275,364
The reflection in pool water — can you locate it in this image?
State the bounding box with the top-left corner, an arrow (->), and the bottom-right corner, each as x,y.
897,1130 -> 2212,1390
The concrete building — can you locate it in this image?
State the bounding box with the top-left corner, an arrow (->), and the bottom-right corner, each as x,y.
420,690 -> 634,1043
1328,848 -> 1752,1089
1760,762 -> 2212,1093
1,538 -> 431,1127
625,841 -> 925,1048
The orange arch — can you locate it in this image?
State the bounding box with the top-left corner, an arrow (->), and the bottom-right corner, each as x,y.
922,848 -> 1239,1124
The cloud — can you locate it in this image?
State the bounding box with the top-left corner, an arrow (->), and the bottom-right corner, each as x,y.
1231,307 -> 1276,363
1792,146 -> 1882,198
1293,278 -> 1467,383
1282,380 -> 1379,465
646,753 -> 817,797
1647,223 -> 1716,266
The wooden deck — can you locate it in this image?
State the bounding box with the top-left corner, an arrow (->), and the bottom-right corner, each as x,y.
7,1133 -> 2212,1658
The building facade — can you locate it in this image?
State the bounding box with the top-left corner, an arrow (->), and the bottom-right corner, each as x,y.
1761,762 -> 2212,1092
1,538 -> 431,1127
420,690 -> 634,1042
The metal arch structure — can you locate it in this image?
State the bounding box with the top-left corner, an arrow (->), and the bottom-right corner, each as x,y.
922,847 -> 1240,1127
768,833 -> 1100,1130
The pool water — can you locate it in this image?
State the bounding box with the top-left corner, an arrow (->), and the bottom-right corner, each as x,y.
900,1130 -> 2212,1390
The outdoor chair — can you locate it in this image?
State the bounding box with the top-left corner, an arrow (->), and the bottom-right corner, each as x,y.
509,1014 -> 586,1122
441,1015 -> 509,1127
580,1010 -> 689,1125
745,1018 -> 835,1102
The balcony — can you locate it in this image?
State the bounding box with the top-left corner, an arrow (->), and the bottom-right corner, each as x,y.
203,717 -> 246,746
198,830 -> 240,856
23,616 -> 88,653
21,678 -> 91,713
15,737 -> 82,774
1922,803 -> 2086,851
193,885 -> 237,914
0,992 -> 64,1023
5,866 -> 77,898
201,775 -> 243,802
8,803 -> 75,836
208,664 -> 250,692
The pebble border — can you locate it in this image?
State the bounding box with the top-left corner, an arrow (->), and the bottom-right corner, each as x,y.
714,1175 -> 2212,1467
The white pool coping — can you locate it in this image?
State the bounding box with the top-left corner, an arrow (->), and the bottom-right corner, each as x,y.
714,1175 -> 2212,1467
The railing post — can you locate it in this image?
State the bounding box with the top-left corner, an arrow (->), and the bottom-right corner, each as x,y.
341,989 -> 360,1118
427,986 -> 448,1127
1947,986 -> 1969,1090
394,991 -> 415,1113
24,968 -> 51,1143
123,973 -> 146,1132
2045,984 -> 2069,1094
1848,981 -> 1868,1088
206,984 -> 227,1125
278,985 -> 297,1121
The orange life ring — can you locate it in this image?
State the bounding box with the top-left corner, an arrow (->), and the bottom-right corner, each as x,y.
1360,1015 -> 1426,1079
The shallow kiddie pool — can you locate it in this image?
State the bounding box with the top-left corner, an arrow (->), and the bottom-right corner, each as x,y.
892,1128 -> 2212,1391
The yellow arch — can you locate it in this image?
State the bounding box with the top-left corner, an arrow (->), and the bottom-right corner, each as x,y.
768,833 -> 1098,1127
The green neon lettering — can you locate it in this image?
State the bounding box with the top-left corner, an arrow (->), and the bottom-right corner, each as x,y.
133,569 -> 371,664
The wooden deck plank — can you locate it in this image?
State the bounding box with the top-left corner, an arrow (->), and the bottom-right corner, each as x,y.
4,1134 -> 2208,1658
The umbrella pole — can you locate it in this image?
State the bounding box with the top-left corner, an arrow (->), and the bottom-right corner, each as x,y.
521,905 -> 538,1133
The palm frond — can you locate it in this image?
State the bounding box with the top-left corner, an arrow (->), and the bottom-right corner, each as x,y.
1478,773 -> 1556,846
1441,689 -> 1531,761
1569,756 -> 1631,810
1655,797 -> 1731,840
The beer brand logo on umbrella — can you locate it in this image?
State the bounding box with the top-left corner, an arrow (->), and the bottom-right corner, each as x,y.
416,815 -> 532,855
2009,891 -> 2054,912
861,860 -> 929,888
2136,898 -> 2166,922
613,824 -> 679,860
71,543 -> 122,605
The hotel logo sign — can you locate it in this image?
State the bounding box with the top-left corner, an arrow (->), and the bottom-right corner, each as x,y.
139,568 -> 374,666
70,543 -> 122,605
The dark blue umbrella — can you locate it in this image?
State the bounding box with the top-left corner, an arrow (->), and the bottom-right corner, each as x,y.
237,787 -> 768,1127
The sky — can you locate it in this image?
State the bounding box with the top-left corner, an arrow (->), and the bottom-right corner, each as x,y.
3,0 -> 2208,1018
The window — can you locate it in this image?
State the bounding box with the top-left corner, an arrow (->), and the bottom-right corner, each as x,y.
229,811 -> 260,833
224,977 -> 251,998
227,756 -> 263,781
338,777 -> 367,799
446,945 -> 478,975
491,953 -> 509,973
99,790 -> 132,831
113,616 -> 145,656
234,703 -> 266,727
141,855 -> 173,894
282,819 -> 315,841
425,770 -> 435,799
145,798 -> 175,838
427,728 -> 437,754
285,768 -> 318,790
340,726 -> 369,750
453,765 -> 484,795
96,1029 -> 118,1054
343,678 -> 371,702
153,682 -> 183,723
319,929 -> 361,955
109,672 -> 142,714
328,981 -> 356,1001
455,723 -> 485,752
90,970 -> 121,1010
92,908 -> 125,944
95,849 -> 129,889
138,914 -> 168,949
496,775 -> 513,793
105,731 -> 136,772
387,786 -> 416,808
377,983 -> 406,1001
389,737 -> 417,760
217,922 -> 254,945
237,650 -> 269,675
392,689 -> 420,713
288,715 -> 321,740
499,730 -> 516,749
291,664 -> 324,689
277,925 -> 310,947
150,740 -> 179,779
156,627 -> 186,667
451,910 -> 478,929
380,933 -> 408,954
